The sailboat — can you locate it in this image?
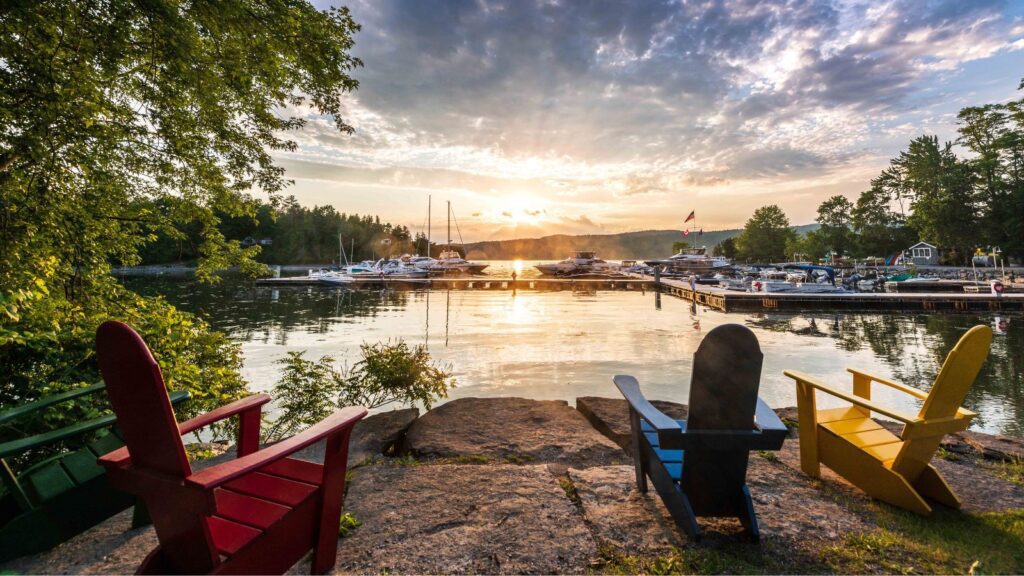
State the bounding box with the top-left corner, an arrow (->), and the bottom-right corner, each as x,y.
428,201 -> 488,275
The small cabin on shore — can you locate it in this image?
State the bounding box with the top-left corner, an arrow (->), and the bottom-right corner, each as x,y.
906,242 -> 939,266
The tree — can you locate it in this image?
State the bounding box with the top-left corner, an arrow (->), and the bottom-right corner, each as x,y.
0,2 -> 363,448
850,185 -> 916,259
884,136 -> 979,263
671,241 -> 691,253
713,237 -> 738,259
735,205 -> 795,262
815,195 -> 854,257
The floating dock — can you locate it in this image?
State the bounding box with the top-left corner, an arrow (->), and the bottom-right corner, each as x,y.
654,277 -> 1024,313
255,274 -> 1024,312
255,276 -> 655,291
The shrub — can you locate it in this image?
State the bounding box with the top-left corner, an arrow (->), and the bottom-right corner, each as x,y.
264,340 -> 454,442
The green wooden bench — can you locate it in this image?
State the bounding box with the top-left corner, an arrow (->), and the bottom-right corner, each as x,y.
0,383 -> 189,563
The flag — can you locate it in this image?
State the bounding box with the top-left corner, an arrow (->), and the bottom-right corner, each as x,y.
684,210 -> 695,223
682,229 -> 690,237
698,228 -> 703,236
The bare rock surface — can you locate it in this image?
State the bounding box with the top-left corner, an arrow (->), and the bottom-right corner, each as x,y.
575,397 -> 688,451
403,397 -> 626,466
570,459 -> 872,561
292,407 -> 419,466
335,463 -> 596,574
568,466 -> 686,555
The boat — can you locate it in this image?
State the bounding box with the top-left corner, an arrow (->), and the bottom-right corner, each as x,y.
317,273 -> 355,286
535,251 -> 616,276
430,249 -> 489,275
644,247 -> 731,273
424,200 -> 489,276
750,265 -> 849,294
378,259 -> 430,279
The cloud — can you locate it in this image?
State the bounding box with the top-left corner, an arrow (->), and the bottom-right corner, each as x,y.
286,0 -> 1024,239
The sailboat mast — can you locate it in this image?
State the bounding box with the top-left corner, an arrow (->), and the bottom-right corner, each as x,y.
427,195 -> 432,257
447,200 -> 452,249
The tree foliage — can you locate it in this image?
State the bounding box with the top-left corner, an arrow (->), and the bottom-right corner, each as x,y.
140,196 -> 418,265
735,205 -> 795,262
0,1 -> 362,457
265,341 -> 455,442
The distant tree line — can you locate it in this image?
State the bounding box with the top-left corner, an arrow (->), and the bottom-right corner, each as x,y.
140,196 -> 436,265
727,80 -> 1024,265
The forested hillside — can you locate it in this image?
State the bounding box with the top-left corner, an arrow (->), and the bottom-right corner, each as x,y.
462,225 -> 818,260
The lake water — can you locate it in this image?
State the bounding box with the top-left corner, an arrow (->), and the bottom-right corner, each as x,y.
125,263 -> 1024,436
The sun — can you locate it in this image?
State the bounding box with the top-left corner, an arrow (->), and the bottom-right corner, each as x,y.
500,197 -> 546,226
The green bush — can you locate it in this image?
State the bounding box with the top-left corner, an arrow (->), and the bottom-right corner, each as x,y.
264,340 -> 454,442
0,265 -> 250,466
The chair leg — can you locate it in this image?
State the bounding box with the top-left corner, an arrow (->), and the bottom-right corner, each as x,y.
312,430 -> 353,574
736,484 -> 760,543
131,500 -> 151,528
914,464 -> 961,509
629,408 -> 648,493
795,382 -> 821,478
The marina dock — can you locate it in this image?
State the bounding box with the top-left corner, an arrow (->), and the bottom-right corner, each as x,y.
255,275 -> 656,291
255,274 -> 1024,312
654,277 -> 1024,312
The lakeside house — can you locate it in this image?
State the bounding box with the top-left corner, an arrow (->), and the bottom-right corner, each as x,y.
906,241 -> 939,266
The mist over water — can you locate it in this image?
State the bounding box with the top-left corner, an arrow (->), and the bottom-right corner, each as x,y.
126,265 -> 1024,436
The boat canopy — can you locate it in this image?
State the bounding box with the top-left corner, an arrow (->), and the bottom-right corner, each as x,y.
782,264 -> 836,285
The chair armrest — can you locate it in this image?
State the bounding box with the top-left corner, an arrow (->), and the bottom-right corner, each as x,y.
0,413 -> 116,459
784,370 -> 919,424
846,368 -> 928,400
754,398 -> 787,436
177,394 -> 271,435
184,406 -> 367,491
663,428 -> 786,451
613,375 -> 682,435
0,382 -> 106,426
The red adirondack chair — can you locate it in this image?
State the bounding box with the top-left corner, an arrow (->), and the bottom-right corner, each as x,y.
95,321 -> 367,574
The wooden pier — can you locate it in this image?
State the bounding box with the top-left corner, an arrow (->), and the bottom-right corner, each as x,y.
255,276 -> 655,291
254,274 -> 1024,312
654,277 -> 1024,313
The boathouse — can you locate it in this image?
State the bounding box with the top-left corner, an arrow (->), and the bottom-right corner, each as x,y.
906,241 -> 939,266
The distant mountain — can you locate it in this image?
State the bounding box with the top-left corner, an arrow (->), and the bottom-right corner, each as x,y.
463,225 -> 818,260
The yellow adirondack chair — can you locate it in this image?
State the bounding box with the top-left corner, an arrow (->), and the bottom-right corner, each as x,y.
784,325 -> 992,515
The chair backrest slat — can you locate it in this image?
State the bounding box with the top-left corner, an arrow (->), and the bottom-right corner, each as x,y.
686,324 -> 762,432
96,321 -> 192,479
681,324 -> 763,516
894,325 -> 992,479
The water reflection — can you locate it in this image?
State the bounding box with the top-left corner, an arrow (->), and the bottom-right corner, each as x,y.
124,277 -> 1024,436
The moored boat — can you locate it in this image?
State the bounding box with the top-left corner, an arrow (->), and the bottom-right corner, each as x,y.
535,251 -> 616,275
645,247 -> 731,273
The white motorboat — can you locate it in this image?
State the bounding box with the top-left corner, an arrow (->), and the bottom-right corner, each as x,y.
379,259 -> 430,279
317,273 -> 355,286
751,280 -> 849,294
535,252 -> 616,275
430,250 -> 489,275
644,247 -> 731,273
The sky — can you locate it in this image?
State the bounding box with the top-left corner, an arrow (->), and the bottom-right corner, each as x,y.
279,0 -> 1024,242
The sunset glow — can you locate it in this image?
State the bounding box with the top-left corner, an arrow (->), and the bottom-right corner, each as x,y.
278,0 -> 1024,241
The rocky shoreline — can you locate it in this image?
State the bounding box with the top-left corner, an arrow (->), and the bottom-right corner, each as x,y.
5,397 -> 1023,574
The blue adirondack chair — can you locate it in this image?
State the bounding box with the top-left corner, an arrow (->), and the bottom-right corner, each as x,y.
614,323 -> 788,541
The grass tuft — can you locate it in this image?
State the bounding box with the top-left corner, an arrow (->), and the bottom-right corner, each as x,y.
338,512 -> 362,538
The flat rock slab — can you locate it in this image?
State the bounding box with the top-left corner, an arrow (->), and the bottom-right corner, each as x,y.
575,397 -> 688,451
334,463 -> 596,574
292,408 -> 419,466
570,460 -> 872,562
403,397 -> 626,466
